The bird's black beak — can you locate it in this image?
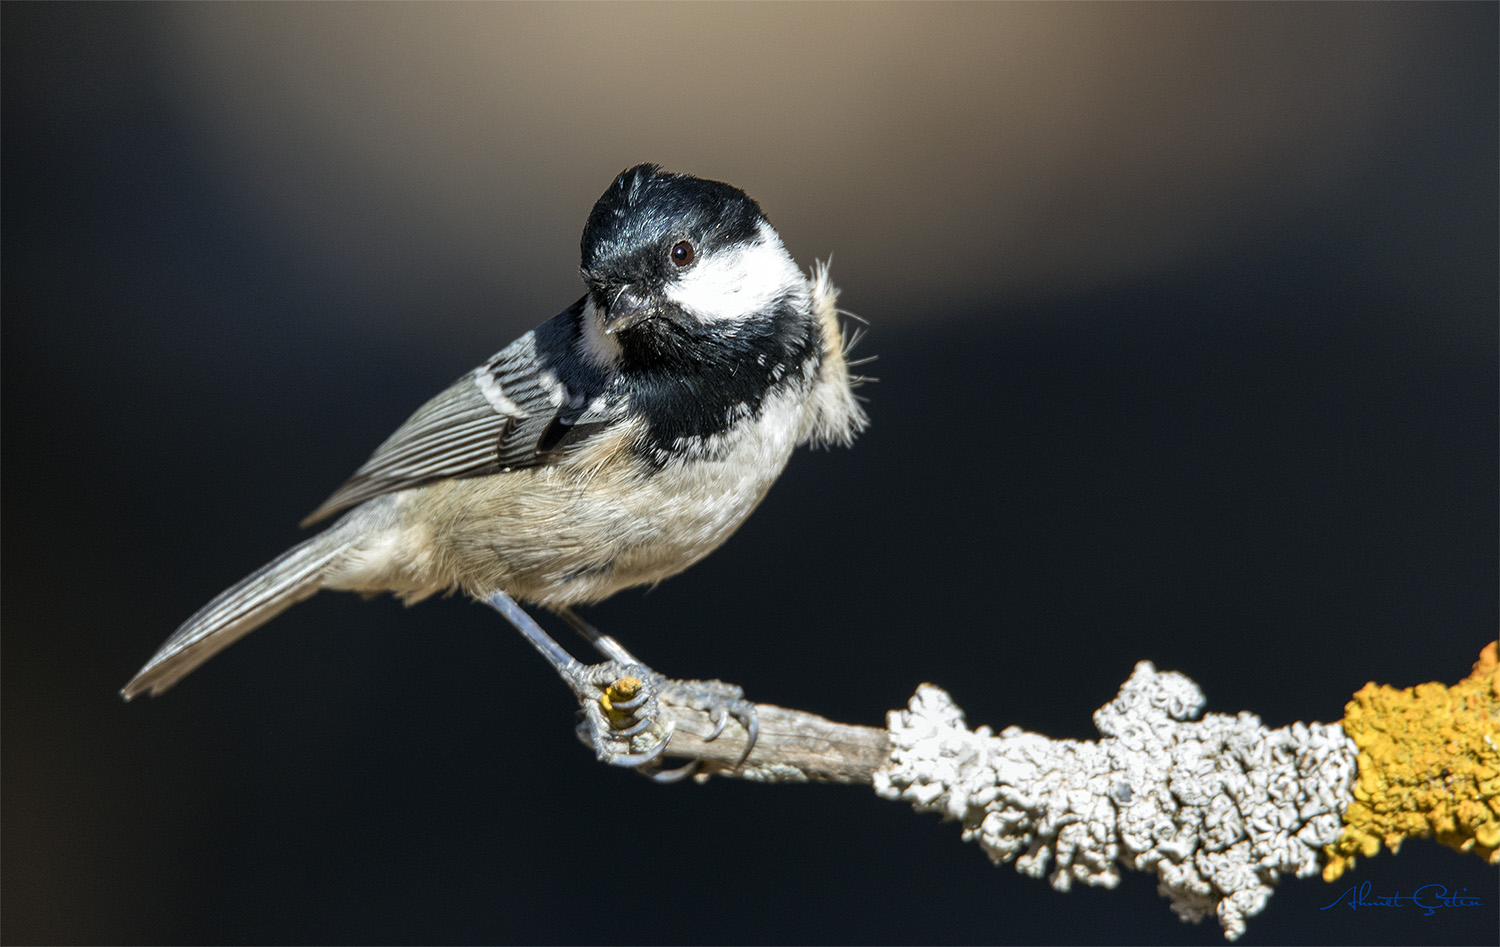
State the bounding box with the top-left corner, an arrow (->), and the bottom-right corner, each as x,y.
602,285 -> 656,335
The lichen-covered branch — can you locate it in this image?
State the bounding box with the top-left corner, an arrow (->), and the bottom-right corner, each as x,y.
577,644 -> 1499,942
1323,641 -> 1499,876
874,668 -> 1356,941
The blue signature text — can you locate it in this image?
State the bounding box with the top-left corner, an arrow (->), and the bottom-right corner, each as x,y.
1321,880 -> 1485,917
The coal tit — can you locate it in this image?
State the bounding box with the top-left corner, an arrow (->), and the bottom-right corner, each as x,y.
123,164 -> 868,756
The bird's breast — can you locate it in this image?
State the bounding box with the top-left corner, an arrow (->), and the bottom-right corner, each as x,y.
552,383 -> 809,599
396,385 -> 810,607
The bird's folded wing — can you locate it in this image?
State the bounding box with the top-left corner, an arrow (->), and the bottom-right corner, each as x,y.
301,303 -> 617,525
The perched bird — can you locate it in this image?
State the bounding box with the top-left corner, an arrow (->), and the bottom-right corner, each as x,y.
123,164 -> 868,763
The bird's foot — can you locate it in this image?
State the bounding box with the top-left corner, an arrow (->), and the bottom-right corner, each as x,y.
487,594 -> 757,777
566,665 -> 759,780
562,661 -> 674,769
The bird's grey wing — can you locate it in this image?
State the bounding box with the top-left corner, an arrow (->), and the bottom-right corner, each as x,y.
300,303 -> 616,526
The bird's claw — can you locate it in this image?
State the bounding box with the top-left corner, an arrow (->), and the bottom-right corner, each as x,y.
654,676 -> 759,767
563,662 -> 760,775
647,760 -> 701,784
564,662 -> 673,769
706,704 -> 729,741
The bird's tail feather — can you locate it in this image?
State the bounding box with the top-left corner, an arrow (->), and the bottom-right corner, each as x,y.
122,530 -> 349,700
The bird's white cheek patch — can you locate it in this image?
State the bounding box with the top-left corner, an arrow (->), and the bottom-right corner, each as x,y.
665,224 -> 802,323
576,298 -> 623,369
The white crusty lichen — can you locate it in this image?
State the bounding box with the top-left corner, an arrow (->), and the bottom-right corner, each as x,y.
873,663 -> 1359,941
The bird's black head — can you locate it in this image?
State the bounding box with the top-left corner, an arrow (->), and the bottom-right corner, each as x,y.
581,165 -> 764,282
579,165 -> 775,334
571,166 -> 824,455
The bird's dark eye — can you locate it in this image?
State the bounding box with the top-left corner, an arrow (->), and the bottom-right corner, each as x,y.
670,240 -> 695,267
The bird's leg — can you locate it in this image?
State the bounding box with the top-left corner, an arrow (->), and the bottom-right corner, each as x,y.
485,591 -> 669,769
553,606 -> 760,768
551,605 -> 642,665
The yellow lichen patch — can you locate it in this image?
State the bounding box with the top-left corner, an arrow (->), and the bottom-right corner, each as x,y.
600,676 -> 644,729
1323,642 -> 1500,882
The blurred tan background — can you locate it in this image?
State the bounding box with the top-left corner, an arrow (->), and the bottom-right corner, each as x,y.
147,3 -> 1446,324
4,4 -> 1495,945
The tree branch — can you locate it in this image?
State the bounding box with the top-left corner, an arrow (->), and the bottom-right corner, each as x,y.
655,701 -> 888,784
572,643 -> 1498,942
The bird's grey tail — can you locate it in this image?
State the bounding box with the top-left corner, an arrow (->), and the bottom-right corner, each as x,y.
121,531 -> 348,700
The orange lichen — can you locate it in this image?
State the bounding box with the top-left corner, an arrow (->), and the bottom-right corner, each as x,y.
600,675 -> 645,728
1322,642 -> 1500,882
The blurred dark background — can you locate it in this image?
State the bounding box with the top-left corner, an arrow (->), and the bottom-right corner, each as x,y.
3,4 -> 1495,945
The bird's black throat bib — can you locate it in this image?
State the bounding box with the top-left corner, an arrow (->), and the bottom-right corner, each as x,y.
619,298 -> 821,465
